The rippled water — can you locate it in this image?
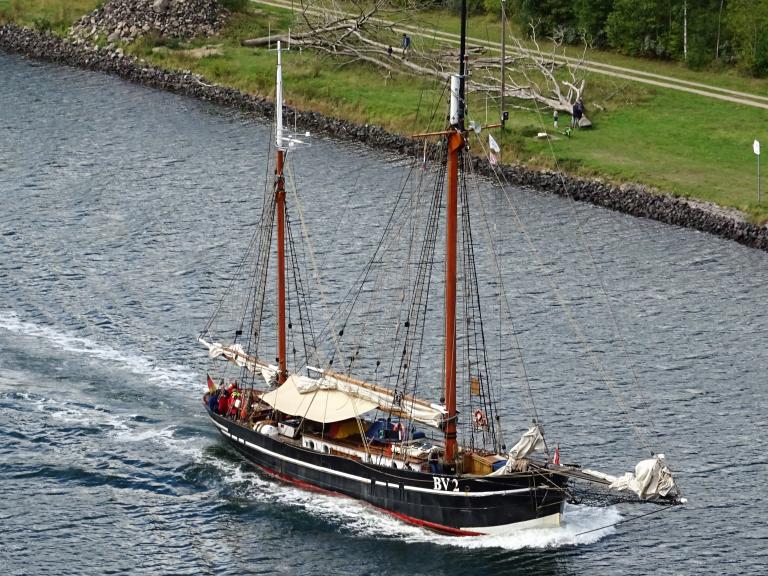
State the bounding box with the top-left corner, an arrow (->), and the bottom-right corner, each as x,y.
1,53 -> 766,575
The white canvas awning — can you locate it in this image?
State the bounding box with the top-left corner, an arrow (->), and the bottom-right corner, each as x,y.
260,374 -> 379,423
260,369 -> 447,427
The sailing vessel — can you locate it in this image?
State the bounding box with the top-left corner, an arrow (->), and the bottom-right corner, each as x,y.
199,7 -> 683,536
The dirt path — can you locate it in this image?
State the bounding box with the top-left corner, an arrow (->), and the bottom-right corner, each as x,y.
252,0 -> 768,110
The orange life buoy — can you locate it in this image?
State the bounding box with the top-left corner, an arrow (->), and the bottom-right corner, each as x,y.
473,409 -> 488,428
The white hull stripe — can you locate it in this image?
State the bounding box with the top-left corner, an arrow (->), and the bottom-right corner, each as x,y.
214,420 -> 533,498
462,511 -> 562,535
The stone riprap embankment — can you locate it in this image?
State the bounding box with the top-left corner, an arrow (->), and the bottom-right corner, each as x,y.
1,23 -> 766,252
69,0 -> 228,43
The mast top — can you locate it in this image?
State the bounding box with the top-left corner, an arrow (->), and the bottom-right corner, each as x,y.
275,41 -> 284,150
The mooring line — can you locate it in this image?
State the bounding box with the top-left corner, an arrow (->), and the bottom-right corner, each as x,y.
574,504 -> 683,538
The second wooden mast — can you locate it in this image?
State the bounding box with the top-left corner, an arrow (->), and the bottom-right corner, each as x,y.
444,0 -> 468,466
275,41 -> 288,386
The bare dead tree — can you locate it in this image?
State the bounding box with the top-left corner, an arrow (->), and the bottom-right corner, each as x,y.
241,3 -> 589,114
470,24 -> 589,114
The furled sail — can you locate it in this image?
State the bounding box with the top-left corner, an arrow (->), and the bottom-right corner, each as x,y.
584,455 -> 680,500
490,425 -> 547,475
199,338 -> 268,374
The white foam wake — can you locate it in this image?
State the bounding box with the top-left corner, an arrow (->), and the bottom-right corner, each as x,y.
204,449 -> 619,549
0,310 -> 197,390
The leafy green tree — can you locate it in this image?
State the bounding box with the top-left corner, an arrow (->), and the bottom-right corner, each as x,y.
727,0 -> 768,76
511,0 -> 576,36
573,0 -> 614,46
605,0 -> 683,58
684,0 -> 731,68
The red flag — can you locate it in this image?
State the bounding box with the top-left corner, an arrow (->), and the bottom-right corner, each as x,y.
553,445 -> 560,466
206,374 -> 217,394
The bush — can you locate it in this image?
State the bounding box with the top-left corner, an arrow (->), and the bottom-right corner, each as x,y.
32,17 -> 52,32
222,0 -> 250,12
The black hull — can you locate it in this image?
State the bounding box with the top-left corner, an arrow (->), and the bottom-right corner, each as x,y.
208,411 -> 567,535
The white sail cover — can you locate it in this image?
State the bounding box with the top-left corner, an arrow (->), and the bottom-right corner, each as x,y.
586,455 -> 679,500
199,339 -> 262,373
489,425 -> 547,475
508,425 -> 546,459
260,372 -> 446,427
260,374 -> 379,424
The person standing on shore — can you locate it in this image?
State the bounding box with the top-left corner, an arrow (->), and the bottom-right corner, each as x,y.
572,98 -> 584,128
402,33 -> 411,57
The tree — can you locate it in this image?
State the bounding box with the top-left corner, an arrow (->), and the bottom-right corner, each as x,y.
605,0 -> 683,58
727,0 -> 768,76
573,0 -> 613,46
241,2 -> 590,114
511,0 -> 576,37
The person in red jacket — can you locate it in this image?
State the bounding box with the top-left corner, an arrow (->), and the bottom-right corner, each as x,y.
217,392 -> 230,416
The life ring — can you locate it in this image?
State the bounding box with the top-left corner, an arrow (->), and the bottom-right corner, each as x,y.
473,409 -> 488,428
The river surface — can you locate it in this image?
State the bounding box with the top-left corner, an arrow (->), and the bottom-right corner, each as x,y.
1,53 -> 766,575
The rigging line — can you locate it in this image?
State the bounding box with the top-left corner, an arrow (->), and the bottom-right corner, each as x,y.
463,135 -> 542,431
241,128 -> 283,359
201,132 -> 274,339
472,128 -> 653,454
321,161 -> 422,365
327,79 -> 448,344
380,145 -> 446,424
573,504 -> 680,538
283,156 -> 347,366
527,95 -> 658,442
286,147 -> 424,374
284,160 -> 318,365
400,155 -> 444,417
284,198 -> 318,367
317,79 -> 450,377
340,157 -> 428,380
200,131 -> 271,337
502,20 -> 657,440
246,187 -> 277,358
462,155 -> 504,444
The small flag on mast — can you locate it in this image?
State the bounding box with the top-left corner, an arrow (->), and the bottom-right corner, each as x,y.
488,133 -> 501,153
553,444 -> 560,465
489,134 -> 500,165
206,373 -> 217,394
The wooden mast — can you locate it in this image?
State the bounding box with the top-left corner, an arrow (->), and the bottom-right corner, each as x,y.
444,0 -> 467,465
275,42 -> 288,385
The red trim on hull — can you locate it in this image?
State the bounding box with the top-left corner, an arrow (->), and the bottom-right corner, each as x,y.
380,509 -> 483,537
251,461 -> 338,497
246,458 -> 483,536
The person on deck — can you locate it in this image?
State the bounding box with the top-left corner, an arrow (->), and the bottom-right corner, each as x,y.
428,446 -> 441,474
217,391 -> 230,416
207,390 -> 218,413
229,390 -> 241,419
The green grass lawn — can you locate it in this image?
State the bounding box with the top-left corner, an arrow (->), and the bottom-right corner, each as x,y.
3,0 -> 767,222
0,0 -> 101,33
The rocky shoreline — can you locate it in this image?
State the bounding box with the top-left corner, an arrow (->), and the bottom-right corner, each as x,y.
2,23 -> 766,252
